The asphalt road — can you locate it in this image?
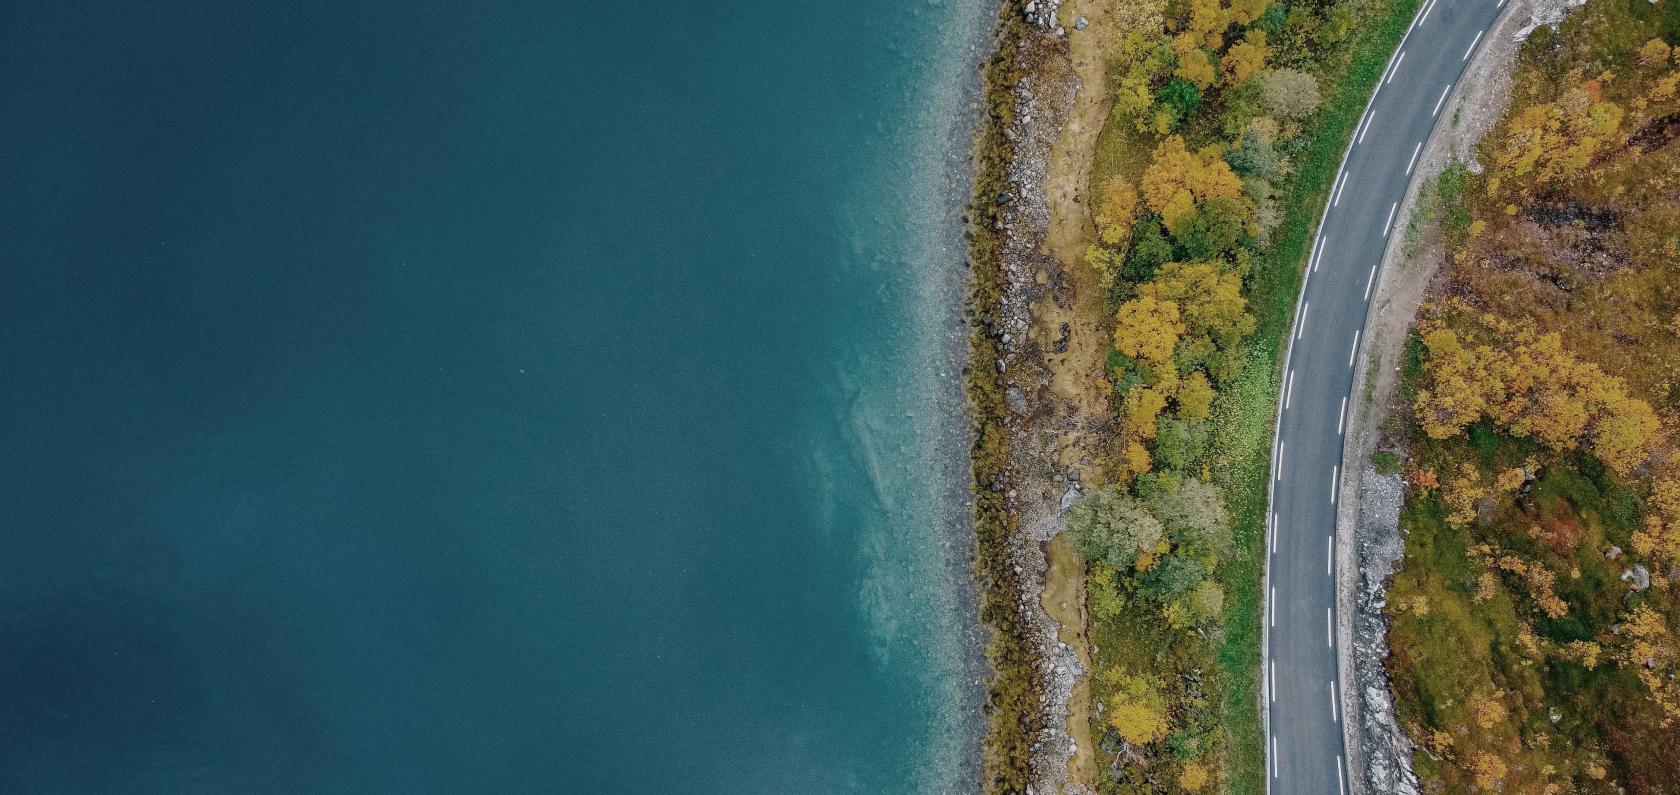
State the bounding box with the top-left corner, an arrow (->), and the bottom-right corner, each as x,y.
1264,0 -> 1510,792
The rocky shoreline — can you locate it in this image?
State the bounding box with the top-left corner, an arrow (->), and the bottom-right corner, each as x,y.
965,1 -> 1101,791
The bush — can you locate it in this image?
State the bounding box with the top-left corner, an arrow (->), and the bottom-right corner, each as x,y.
1258,68 -> 1321,119
1160,78 -> 1203,122
1371,450 -> 1402,475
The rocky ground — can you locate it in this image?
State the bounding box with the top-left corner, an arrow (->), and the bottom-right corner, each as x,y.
1332,1 -> 1586,792
980,2 -> 1109,792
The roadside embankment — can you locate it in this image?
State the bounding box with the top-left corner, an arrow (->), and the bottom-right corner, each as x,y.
1333,2 -> 1586,792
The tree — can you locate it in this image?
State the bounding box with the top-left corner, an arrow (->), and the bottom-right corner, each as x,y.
1095,176 -> 1139,246
1492,77 -> 1625,187
1258,68 -> 1320,119
1147,260 -> 1256,351
1175,48 -> 1217,90
1222,30 -> 1269,86
1171,195 -> 1251,258
1126,386 -> 1170,439
1153,416 -> 1210,471
1183,579 -> 1224,625
1138,553 -> 1206,603
1225,119 -> 1284,181
1064,487 -> 1165,570
1113,65 -> 1155,129
1147,476 -> 1232,557
1179,762 -> 1212,792
1113,294 -> 1185,365
1139,136 -> 1243,220
1471,752 -> 1508,791
1104,669 -> 1170,744
1639,38 -> 1672,68
1176,370 -> 1215,420
1412,323 -> 1658,473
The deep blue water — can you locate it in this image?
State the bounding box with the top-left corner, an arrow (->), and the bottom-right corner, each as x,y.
0,1 -> 989,791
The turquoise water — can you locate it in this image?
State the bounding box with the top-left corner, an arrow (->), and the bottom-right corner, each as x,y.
0,1 -> 990,791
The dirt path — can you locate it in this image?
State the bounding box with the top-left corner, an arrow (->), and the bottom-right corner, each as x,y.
1031,0 -> 1161,788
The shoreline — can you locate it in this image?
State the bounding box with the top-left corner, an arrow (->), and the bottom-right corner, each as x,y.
962,0 -> 1087,790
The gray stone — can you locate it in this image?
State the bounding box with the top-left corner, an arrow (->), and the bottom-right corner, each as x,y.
1074,16 -> 1088,30
1006,387 -> 1028,415
1623,564 -> 1651,590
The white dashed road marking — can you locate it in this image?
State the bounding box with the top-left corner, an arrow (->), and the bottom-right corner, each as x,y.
1464,29 -> 1484,61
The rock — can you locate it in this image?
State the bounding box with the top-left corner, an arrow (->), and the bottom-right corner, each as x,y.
1074,15 -> 1087,30
1024,1 -> 1036,13
1623,564 -> 1651,590
1006,387 -> 1028,414
1058,484 -> 1081,514
1608,544 -> 1623,559
996,191 -> 1015,205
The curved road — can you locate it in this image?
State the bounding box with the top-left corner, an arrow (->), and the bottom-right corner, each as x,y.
1264,0 -> 1510,792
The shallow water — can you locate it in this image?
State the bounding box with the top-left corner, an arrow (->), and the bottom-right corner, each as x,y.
0,0 -> 990,791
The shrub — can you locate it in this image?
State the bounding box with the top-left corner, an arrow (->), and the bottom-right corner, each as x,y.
1258,68 -> 1321,119
1371,450 -> 1402,475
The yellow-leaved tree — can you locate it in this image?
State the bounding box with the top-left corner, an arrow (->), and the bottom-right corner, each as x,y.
1113,294 -> 1185,365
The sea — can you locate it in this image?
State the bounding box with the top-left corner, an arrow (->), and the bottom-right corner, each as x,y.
0,0 -> 993,791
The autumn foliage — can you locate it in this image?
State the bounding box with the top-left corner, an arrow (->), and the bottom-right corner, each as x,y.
1385,3 -> 1680,791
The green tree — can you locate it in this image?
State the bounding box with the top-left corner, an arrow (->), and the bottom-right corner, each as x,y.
1139,553 -> 1207,603
1153,416 -> 1210,471
1065,487 -> 1166,570
1147,477 -> 1232,557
